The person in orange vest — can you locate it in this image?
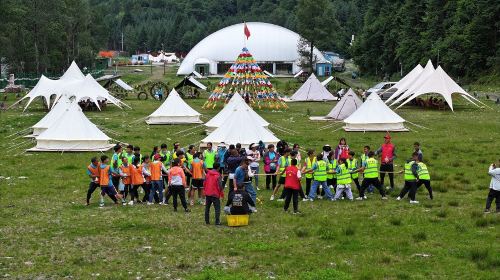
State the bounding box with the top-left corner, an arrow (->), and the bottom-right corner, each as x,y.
141,156 -> 152,203
129,157 -> 144,205
86,157 -> 100,206
189,152 -> 205,206
148,154 -> 169,205
168,158 -> 191,212
119,156 -> 132,205
98,155 -> 119,207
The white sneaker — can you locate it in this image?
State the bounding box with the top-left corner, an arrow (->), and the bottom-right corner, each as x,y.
257,187 -> 261,191
396,197 -> 401,201
381,196 -> 388,200
128,201 -> 134,205
99,202 -> 104,207
356,197 -> 364,201
159,202 -> 164,205
302,198 -> 309,202
363,196 -> 367,199
277,198 -> 284,202
317,195 -> 323,200
147,202 -> 153,205
270,195 -> 275,201
410,200 -> 419,204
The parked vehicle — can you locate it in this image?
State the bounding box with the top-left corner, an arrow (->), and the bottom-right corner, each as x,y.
365,82 -> 396,99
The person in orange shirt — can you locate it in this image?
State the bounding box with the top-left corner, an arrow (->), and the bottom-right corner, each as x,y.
98,155 -> 119,207
129,157 -> 144,205
148,154 -> 169,205
189,152 -> 205,206
168,158 -> 190,212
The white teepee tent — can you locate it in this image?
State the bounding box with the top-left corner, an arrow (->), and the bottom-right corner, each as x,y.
201,107 -> 279,146
205,93 -> 269,132
343,93 -> 408,131
29,102 -> 113,151
289,74 -> 336,101
146,89 -> 202,124
31,95 -> 72,136
390,60 -> 435,106
395,66 -> 481,111
384,64 -> 423,104
325,89 -> 363,120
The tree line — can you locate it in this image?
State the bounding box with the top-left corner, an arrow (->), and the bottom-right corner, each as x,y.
0,0 -> 497,80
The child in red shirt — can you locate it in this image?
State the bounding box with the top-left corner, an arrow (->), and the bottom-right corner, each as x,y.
203,162 -> 223,225
282,159 -> 302,214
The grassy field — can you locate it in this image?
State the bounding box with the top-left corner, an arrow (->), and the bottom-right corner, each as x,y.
0,69 -> 499,279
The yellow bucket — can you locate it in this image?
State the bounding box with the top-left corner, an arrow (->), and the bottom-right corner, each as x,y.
226,215 -> 249,227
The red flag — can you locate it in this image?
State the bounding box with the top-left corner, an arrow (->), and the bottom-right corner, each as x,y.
244,22 -> 251,39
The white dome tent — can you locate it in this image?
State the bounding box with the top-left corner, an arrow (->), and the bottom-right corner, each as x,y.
177,22 -> 328,76
201,107 -> 279,146
205,93 -> 269,132
29,102 -> 113,152
146,89 -> 202,124
343,93 -> 408,131
289,74 -> 336,101
395,66 -> 481,111
384,64 -> 423,104
30,95 -> 72,136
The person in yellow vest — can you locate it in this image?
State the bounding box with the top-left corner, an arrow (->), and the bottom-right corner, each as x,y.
355,151 -> 387,200
333,158 -> 353,201
346,151 -> 361,195
327,151 -> 337,193
302,149 -> 317,201
185,145 -> 196,189
306,154 -> 334,201
203,142 -> 217,170
396,152 -> 420,203
361,145 -> 375,193
415,155 -> 433,200
124,144 -> 134,165
270,148 -> 291,201
86,157 -> 100,206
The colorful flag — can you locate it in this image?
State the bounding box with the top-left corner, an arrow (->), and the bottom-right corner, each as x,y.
244,22 -> 251,39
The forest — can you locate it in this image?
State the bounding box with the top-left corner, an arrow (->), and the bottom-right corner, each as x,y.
0,0 -> 498,80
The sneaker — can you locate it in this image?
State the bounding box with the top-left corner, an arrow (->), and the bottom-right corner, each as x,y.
122,202 -> 127,206
147,202 -> 153,205
128,201 -> 134,206
257,187 -> 261,191
317,195 -> 323,200
270,195 -> 275,201
293,211 -> 302,215
99,202 -> 104,207
190,200 -> 194,206
484,209 -> 490,213
277,198 -> 284,202
215,222 -> 222,226
410,200 -> 419,204
396,197 -> 401,201
381,196 -> 388,200
302,198 -> 309,202
185,208 -> 191,213
363,196 -> 367,199
356,197 -> 364,201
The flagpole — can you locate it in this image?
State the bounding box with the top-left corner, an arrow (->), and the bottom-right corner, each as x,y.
243,22 -> 246,48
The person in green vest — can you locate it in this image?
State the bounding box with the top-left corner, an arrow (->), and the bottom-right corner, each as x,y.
133,146 -> 143,165
123,144 -> 134,165
333,158 -> 353,201
355,151 -> 387,200
346,151 -> 361,195
203,142 -> 217,170
270,148 -> 291,201
159,143 -> 172,169
415,155 -> 433,200
185,145 -> 196,188
306,154 -> 334,201
302,149 -> 317,200
396,152 -> 420,203
361,145 -> 375,193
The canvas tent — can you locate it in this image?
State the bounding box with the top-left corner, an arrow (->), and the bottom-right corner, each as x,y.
175,76 -> 207,91
146,89 -> 202,124
205,93 -> 269,132
114,79 -> 133,91
384,64 -> 423,104
395,66 -> 481,111
201,107 -> 279,146
343,93 -> 408,131
390,60 -> 435,106
31,95 -> 72,136
67,74 -> 126,109
29,102 -> 113,151
325,89 -> 363,120
289,74 -> 336,101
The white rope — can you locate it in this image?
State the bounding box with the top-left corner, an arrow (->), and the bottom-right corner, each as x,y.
4,127 -> 32,138
406,121 -> 430,130
173,124 -> 205,135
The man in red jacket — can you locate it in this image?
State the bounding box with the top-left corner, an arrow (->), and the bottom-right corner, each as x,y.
376,133 -> 397,191
204,162 -> 223,225
282,159 -> 302,214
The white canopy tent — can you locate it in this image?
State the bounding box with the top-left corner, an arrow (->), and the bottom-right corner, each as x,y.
146,89 -> 202,124
201,107 -> 279,146
390,60 -> 435,106
31,95 -> 72,136
59,61 -> 85,82
325,89 -> 363,120
289,74 -> 336,101
343,93 -> 408,131
384,64 -> 423,104
29,102 -> 113,152
205,93 -> 269,132
395,66 -> 481,111
66,74 -> 126,109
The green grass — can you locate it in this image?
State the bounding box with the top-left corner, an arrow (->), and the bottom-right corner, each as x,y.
0,69 -> 499,279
